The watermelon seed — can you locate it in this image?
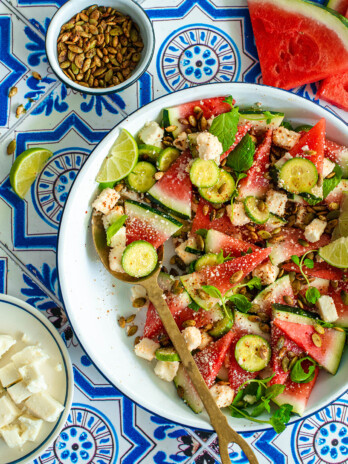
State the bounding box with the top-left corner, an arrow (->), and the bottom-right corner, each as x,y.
278,346 -> 287,359
230,270 -> 244,284
312,333 -> 322,347
118,316 -> 126,328
276,336 -> 285,350
314,323 -> 325,335
281,356 -> 290,372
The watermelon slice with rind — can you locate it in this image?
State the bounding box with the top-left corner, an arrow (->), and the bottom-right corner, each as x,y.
252,275 -> 295,316
317,72 -> 348,112
324,179 -> 348,205
328,285 -> 348,328
248,0 -> 348,89
204,229 -> 260,257
326,0 -> 348,16
325,139 -> 348,178
282,261 -> 343,281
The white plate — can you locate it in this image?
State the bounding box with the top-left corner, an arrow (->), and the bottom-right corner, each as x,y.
0,294 -> 74,464
58,83 -> 348,431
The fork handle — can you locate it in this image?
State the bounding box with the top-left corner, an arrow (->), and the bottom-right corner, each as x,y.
143,282 -> 258,464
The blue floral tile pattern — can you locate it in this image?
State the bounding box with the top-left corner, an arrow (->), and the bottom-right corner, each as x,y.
0,0 -> 347,463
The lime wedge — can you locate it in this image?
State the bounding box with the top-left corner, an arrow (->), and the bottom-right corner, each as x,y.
332,191 -> 348,240
10,148 -> 53,199
319,237 -> 348,269
96,129 -> 138,183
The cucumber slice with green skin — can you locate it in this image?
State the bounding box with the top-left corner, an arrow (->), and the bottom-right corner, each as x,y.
279,158 -> 318,194
234,310 -> 270,339
235,334 -> 271,372
199,170 -> 235,204
195,253 -> 221,272
252,275 -> 292,312
106,214 -> 127,246
158,272 -> 176,292
265,213 -> 287,232
138,144 -> 162,162
127,161 -> 156,193
99,181 -> 116,190
239,109 -> 284,131
121,240 -> 158,278
157,147 -> 180,171
244,196 -> 270,224
185,246 -> 203,256
190,159 -> 220,188
209,307 -> 233,338
162,108 -> 185,138
272,304 -> 321,324
155,347 -> 180,362
295,124 -> 313,133
174,364 -> 203,413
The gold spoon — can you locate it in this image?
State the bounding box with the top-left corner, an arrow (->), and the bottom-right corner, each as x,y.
92,212 -> 258,464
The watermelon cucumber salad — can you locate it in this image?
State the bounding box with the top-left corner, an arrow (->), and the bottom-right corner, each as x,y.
92,96 -> 348,432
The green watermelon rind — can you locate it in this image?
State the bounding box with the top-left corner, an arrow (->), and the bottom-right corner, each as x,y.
147,185 -> 191,219
326,0 -> 348,15
272,391 -> 308,416
252,276 -> 292,311
234,310 -> 271,340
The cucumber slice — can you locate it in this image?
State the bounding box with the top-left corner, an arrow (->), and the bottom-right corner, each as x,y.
239,109 -> 284,131
252,275 -> 292,312
127,161 -> 156,193
155,347 -> 180,362
235,334 -> 271,372
199,170 -> 235,204
195,253 -> 221,272
162,108 -> 185,138
272,304 -> 320,324
157,147 -> 180,172
244,196 -> 270,224
122,240 -> 158,278
138,144 -> 162,162
190,159 -> 220,188
295,124 -> 313,133
209,307 -> 233,338
279,158 -> 318,194
185,246 -> 203,256
265,213 -> 287,232
174,364 -> 203,413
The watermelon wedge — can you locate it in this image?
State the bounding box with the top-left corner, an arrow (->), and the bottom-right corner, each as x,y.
326,0 -> 348,16
317,72 -> 348,112
273,309 -> 346,374
191,198 -> 240,236
289,119 -> 326,174
252,275 -> 295,316
238,129 -> 272,199
282,261 -> 343,281
325,139 -> 348,178
125,200 -> 182,248
324,179 -> 348,205
148,150 -> 192,219
204,229 -> 260,257
194,330 -> 236,388
248,0 -> 348,89
269,227 -> 331,266
273,365 -> 319,416
220,123 -> 252,161
328,285 -> 348,327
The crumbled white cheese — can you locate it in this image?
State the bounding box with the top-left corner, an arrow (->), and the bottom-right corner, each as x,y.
182,327 -> 202,351
316,295 -> 338,323
25,392 -> 64,422
244,394 -> 257,405
198,331 -> 213,351
252,261 -> 279,285
196,131 -> 223,165
310,184 -> 323,199
19,414 -> 43,442
11,346 -> 48,368
227,202 -> 250,226
7,381 -> 32,404
304,218 -> 327,243
102,205 -> 125,230
109,245 -> 125,273
0,363 -> 22,388
0,422 -> 27,448
0,335 -> 16,359
154,360 -> 179,382
323,158 -> 335,178
19,364 -> 47,394
266,190 -> 288,217
209,384 -> 234,408
272,127 -> 300,150
134,338 -> 160,362
206,115 -> 215,128
92,188 -> 120,215
0,395 -> 20,428
175,239 -> 197,265
139,121 -> 164,147
173,132 -> 188,151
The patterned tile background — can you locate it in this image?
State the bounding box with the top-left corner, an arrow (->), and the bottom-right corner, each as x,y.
0,0 -> 347,462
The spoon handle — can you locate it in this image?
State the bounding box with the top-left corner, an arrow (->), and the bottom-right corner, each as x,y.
143,282 -> 258,464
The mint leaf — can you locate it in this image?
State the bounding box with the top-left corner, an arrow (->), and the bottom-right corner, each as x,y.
188,300 -> 200,312
216,250 -> 225,265
201,285 -> 222,300
281,121 -> 294,131
195,229 -> 208,238
303,258 -> 314,269
323,164 -> 343,199
228,294 -> 251,313
223,95 -> 234,108
291,255 -> 300,266
290,357 -> 316,383
245,276 -> 262,290
226,133 -> 255,172
269,404 -> 293,433
106,215 -> 127,246
306,286 -> 321,304
265,384 -> 285,399
209,106 -> 240,153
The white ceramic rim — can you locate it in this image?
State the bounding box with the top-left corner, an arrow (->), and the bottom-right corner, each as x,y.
46,0 -> 155,95
0,294 -> 74,464
57,82 -> 348,432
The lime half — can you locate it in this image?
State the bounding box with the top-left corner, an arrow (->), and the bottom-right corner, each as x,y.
96,129 -> 138,183
319,237 -> 348,269
10,148 -> 53,199
332,191 -> 348,240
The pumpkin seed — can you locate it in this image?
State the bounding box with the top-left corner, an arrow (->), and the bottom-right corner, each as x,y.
118,316 -> 126,328
126,314 -> 136,324
182,319 -> 196,328
281,356 -> 290,372
312,333 -> 322,347
314,323 -> 325,334
127,325 -> 138,337
15,104 -> 26,118
230,270 -> 243,283
258,230 -> 272,240
283,295 -> 293,305
276,336 -> 285,351
132,297 -> 146,308
7,139 -> 16,155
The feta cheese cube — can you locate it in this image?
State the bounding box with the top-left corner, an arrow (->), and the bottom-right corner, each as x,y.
311,184 -> 323,199
102,205 -> 125,229
175,239 -> 197,265
323,158 -> 335,178
228,202 -> 250,226
266,190 -> 288,217
109,226 -> 126,249
139,121 -> 164,147
0,363 -> 22,388
304,218 -> 327,243
295,205 -> 308,227
134,338 -> 160,361
0,394 -> 20,427
182,327 -> 202,351
19,414 -> 43,442
272,127 -> 301,150
209,384 -> 234,408
19,364 -> 47,393
173,132 -> 188,151
7,381 -> 32,404
0,422 -> 27,448
316,295 -> 338,323
198,332 -> 213,351
92,188 -> 120,215
109,245 -> 125,273
0,335 -> 16,359
11,345 -> 48,368
154,361 -> 179,382
25,392 -> 64,422
252,261 -> 279,286
196,131 -> 223,165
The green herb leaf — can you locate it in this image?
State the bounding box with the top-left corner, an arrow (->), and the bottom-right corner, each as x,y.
106,215 -> 127,246
246,276 -> 262,290
188,261 -> 197,274
216,250 -> 225,265
209,106 -> 240,153
201,285 -> 222,300
269,404 -> 293,433
188,300 -> 201,312
223,95 -> 234,108
263,111 -> 274,124
226,133 -> 255,173
195,229 -> 208,238
290,357 -> 316,383
291,255 -> 300,266
306,286 -> 321,304
323,164 -> 343,199
303,258 -> 314,269
281,121 -> 294,131
227,294 -> 252,313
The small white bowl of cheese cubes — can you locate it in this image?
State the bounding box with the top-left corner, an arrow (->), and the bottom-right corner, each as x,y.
0,294 -> 73,464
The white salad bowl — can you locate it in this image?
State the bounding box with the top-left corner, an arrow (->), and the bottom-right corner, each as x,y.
57,83 -> 348,431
